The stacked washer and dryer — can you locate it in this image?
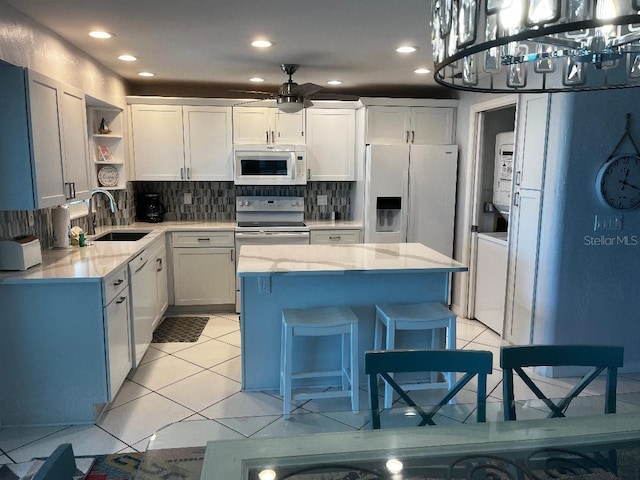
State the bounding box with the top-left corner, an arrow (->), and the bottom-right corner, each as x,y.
474,132 -> 514,336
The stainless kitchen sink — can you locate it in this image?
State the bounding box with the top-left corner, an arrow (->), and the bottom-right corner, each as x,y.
93,231 -> 151,242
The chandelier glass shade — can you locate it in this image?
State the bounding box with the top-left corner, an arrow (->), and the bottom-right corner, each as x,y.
432,0 -> 640,92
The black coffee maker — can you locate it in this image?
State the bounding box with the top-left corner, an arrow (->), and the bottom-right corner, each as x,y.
138,193 -> 166,223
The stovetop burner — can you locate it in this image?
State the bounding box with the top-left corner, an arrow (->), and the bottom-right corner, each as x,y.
237,221 -> 307,228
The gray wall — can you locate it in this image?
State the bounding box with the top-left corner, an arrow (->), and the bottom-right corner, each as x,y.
536,89 -> 640,370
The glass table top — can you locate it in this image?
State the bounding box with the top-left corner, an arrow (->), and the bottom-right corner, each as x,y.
134,410 -> 640,480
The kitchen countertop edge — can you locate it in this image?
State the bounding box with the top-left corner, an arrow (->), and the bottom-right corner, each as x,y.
0,220 -> 364,283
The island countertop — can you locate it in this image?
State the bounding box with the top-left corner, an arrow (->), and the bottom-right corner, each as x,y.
237,242 -> 467,276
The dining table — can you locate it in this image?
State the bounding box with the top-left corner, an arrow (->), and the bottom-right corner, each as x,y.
135,410 -> 640,480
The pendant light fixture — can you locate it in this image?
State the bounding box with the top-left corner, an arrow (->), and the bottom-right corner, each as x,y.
432,0 -> 640,92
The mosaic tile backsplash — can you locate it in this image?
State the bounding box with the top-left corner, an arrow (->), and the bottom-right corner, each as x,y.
0,181 -> 352,248
133,181 -> 352,222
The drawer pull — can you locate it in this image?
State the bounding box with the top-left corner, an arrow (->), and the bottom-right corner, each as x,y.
116,296 -> 127,304
197,238 -> 211,242
113,279 -> 124,286
329,236 -> 342,241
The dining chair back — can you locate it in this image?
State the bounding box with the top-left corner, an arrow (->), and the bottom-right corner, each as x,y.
365,349 -> 493,429
33,443 -> 76,480
500,345 -> 624,421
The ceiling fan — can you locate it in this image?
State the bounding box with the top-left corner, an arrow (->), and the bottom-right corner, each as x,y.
232,64 -> 358,113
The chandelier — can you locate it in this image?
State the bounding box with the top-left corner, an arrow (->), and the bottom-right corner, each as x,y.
432,0 -> 640,92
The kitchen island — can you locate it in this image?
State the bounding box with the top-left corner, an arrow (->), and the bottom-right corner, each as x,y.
237,243 -> 467,390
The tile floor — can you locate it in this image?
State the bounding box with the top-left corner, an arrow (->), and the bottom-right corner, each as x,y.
2,313 -> 640,463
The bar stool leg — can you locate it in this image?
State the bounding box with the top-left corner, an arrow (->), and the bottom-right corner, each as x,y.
283,324 -> 293,419
384,319 -> 396,409
279,321 -> 286,397
341,332 -> 348,391
351,322 -> 359,412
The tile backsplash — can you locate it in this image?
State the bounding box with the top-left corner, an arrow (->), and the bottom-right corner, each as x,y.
0,185 -> 136,249
134,181 -> 352,222
0,181 -> 352,248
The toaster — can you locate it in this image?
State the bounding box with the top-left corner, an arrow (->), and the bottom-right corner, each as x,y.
0,235 -> 43,271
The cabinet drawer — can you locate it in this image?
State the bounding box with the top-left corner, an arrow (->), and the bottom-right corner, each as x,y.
310,229 -> 362,244
172,231 -> 234,247
103,265 -> 129,305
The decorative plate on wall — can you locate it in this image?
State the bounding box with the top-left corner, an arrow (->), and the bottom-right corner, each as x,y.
97,165 -> 119,187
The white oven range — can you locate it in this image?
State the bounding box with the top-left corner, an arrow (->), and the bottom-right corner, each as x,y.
235,195 -> 309,311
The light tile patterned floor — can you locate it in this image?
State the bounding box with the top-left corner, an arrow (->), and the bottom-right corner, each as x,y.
1,313 -> 640,462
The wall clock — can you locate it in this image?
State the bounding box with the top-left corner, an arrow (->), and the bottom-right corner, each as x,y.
595,154 -> 640,210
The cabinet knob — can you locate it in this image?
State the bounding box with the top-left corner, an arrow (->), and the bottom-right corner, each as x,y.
116,296 -> 127,304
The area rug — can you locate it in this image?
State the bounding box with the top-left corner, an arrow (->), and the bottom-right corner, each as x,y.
85,447 -> 205,480
151,317 -> 209,343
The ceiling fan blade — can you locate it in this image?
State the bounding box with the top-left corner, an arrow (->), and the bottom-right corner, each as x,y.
233,99 -> 270,107
303,98 -> 314,108
291,82 -> 324,97
229,89 -> 275,96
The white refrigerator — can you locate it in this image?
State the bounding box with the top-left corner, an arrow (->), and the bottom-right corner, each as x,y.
364,144 -> 459,257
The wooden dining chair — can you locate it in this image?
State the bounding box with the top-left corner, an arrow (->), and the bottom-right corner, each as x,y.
365,349 -> 493,429
33,443 -> 76,480
500,345 -> 624,421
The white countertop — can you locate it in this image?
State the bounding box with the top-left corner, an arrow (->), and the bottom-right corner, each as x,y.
237,243 -> 467,276
0,220 -> 363,283
0,221 -> 236,283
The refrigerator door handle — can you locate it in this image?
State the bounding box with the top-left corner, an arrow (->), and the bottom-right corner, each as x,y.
403,169 -> 410,242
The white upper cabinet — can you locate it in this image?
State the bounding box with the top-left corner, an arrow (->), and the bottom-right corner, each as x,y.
0,66 -> 91,210
131,105 -> 185,181
306,108 -> 356,181
366,106 -> 455,145
60,89 -> 92,201
233,107 -> 304,145
183,106 -> 233,181
131,104 -> 233,181
514,94 -> 549,191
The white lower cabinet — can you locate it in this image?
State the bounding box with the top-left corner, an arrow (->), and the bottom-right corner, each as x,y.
172,231 -> 235,305
310,229 -> 362,244
149,238 -> 169,329
0,266 -> 132,424
103,266 -> 131,400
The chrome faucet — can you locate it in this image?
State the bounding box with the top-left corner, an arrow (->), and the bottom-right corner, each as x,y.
87,188 -> 117,235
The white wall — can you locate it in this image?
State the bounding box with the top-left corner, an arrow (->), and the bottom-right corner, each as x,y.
0,0 -> 126,107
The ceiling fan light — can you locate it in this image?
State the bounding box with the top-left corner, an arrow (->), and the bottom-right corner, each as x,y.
277,96 -> 304,113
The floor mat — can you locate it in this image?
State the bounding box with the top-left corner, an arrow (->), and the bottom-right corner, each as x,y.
151,316 -> 209,343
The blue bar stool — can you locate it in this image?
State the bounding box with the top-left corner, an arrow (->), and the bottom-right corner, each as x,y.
281,306 -> 359,419
374,302 -> 457,409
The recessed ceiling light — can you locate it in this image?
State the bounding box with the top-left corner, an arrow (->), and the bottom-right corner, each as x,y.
327,80 -> 343,85
396,45 -> 418,53
250,77 -> 265,82
251,39 -> 273,48
118,54 -> 137,62
414,68 -> 431,74
89,31 -> 112,39
138,71 -> 155,77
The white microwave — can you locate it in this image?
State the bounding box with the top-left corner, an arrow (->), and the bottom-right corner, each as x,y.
234,145 -> 307,185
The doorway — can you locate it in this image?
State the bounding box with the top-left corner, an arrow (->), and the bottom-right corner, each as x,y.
464,98 -> 517,337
